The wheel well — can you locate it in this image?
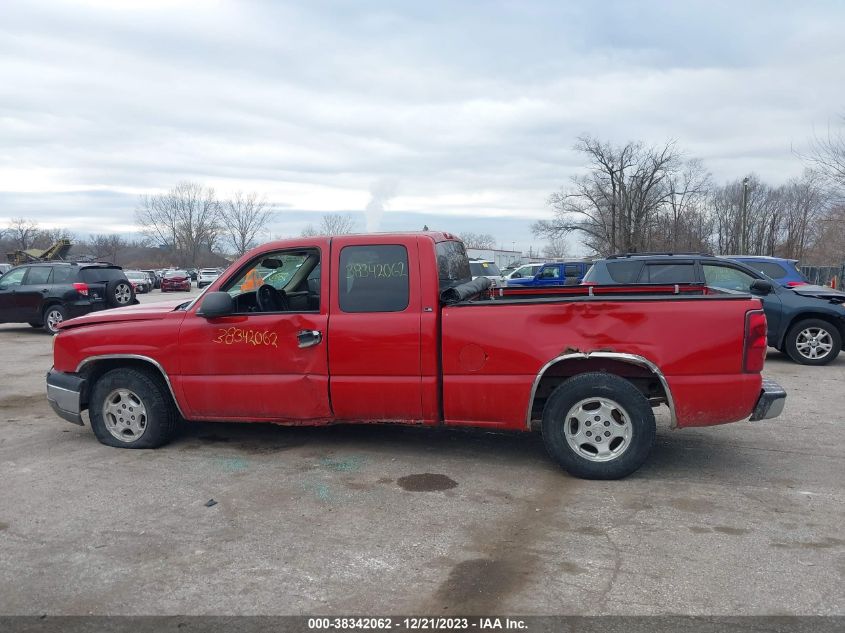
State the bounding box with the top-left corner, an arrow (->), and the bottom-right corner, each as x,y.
782,312 -> 845,348
78,358 -> 176,412
529,356 -> 672,428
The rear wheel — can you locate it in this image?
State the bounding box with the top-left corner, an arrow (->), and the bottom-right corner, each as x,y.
89,367 -> 178,448
42,304 -> 67,335
541,372 -> 656,479
106,279 -> 135,307
785,318 -> 841,365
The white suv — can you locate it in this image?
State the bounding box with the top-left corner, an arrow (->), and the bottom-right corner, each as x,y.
197,268 -> 221,288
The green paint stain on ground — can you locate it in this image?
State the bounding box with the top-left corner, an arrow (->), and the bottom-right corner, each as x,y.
320,456 -> 365,473
215,457 -> 248,472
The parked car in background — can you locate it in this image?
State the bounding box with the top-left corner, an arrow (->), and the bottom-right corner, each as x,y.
583,253 -> 845,365
197,268 -> 222,288
469,259 -> 502,287
508,261 -> 592,287
0,262 -> 136,334
140,270 -> 159,289
124,270 -> 152,294
501,263 -> 543,285
729,256 -> 809,287
160,270 -> 192,292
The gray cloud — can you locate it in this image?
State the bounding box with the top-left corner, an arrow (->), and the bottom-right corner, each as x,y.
1,0 -> 843,254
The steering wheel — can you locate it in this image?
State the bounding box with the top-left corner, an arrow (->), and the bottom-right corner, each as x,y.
256,284 -> 289,312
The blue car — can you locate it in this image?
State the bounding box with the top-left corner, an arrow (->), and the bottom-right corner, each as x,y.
507,261 -> 592,287
729,256 -> 809,287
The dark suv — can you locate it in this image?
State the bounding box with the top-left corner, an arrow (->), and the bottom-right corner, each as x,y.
0,262 -> 137,334
583,253 -> 845,365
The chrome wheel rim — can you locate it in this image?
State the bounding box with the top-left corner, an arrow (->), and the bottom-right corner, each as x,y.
46,309 -> 63,332
795,327 -> 833,360
115,283 -> 132,305
563,397 -> 633,462
102,388 -> 148,442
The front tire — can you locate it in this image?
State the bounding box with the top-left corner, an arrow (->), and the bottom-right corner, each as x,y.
541,372 -> 656,479
784,318 -> 841,365
89,368 -> 178,448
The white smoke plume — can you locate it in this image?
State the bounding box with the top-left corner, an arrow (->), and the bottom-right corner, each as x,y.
364,178 -> 398,232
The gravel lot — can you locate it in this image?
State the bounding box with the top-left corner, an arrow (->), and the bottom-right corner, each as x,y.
0,288 -> 843,615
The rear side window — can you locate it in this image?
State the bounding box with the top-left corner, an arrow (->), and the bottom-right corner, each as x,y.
605,261 -> 643,283
25,267 -> 52,285
436,241 -> 471,290
52,267 -> 76,284
539,266 -> 560,279
339,245 -> 409,313
642,263 -> 696,283
80,267 -> 126,283
748,262 -> 787,279
563,264 -> 581,277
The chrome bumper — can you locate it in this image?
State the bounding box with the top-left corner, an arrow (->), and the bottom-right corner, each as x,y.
749,378 -> 786,421
46,368 -> 87,426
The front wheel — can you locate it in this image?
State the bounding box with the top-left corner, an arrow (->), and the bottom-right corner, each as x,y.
89,367 -> 178,448
784,318 -> 841,365
541,372 -> 656,479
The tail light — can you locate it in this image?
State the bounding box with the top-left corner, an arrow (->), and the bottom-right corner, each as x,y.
73,282 -> 89,297
786,281 -> 808,287
744,309 -> 767,372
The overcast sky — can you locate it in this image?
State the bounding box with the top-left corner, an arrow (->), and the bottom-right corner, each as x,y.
1,0 -> 843,253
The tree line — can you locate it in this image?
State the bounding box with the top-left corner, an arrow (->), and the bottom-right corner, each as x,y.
534,126 -> 845,264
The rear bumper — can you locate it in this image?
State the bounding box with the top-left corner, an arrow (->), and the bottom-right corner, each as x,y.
749,378 -> 787,421
46,368 -> 87,425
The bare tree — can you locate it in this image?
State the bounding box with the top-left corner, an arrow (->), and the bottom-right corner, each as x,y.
7,218 -> 40,250
219,192 -> 274,257
542,237 -> 568,259
89,234 -> 129,265
301,213 -> 357,237
534,137 -> 685,255
803,117 -> 845,193
136,182 -> 221,267
459,232 -> 497,249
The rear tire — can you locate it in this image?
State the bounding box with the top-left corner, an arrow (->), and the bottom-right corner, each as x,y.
42,304 -> 67,335
89,367 -> 178,448
541,372 -> 656,479
784,318 -> 841,365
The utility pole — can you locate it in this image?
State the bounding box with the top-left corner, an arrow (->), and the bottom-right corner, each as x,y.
740,177 -> 749,252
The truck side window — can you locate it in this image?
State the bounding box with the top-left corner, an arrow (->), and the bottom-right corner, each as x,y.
436,240 -> 471,291
539,266 -> 560,279
339,245 -> 409,313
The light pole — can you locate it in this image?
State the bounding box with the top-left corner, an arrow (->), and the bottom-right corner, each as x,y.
740,177 -> 749,252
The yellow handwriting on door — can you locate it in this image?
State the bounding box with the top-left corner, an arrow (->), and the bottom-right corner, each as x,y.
212,327 -> 278,347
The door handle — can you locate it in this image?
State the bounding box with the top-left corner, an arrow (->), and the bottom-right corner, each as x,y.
297,329 -> 323,348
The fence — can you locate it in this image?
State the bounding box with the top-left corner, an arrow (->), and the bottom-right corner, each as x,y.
800,264 -> 845,288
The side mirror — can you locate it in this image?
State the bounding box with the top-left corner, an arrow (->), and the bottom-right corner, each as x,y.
750,279 -> 773,295
198,292 -> 234,318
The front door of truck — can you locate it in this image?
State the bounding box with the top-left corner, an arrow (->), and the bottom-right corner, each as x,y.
177,244 -> 332,422
328,238 -> 424,421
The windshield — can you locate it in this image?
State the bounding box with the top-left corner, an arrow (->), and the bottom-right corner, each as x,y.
165,270 -> 188,278
469,261 -> 501,276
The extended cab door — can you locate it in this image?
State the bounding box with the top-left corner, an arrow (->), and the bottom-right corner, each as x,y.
328,236 -> 424,422
177,242 -> 332,422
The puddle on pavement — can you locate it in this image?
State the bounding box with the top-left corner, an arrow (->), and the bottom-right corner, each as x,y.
397,473 -> 458,491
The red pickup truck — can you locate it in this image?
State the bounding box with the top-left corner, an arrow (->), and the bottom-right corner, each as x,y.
46,232 -> 785,479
